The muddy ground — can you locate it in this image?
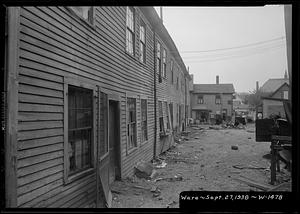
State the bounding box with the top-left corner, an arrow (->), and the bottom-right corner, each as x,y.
111,123 -> 291,208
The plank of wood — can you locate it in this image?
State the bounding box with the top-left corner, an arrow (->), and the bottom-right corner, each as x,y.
18,179 -> 63,207
18,120 -> 63,131
19,103 -> 63,113
20,66 -> 63,83
233,176 -> 273,191
5,7 -> 21,208
17,150 -> 63,168
18,128 -> 63,141
18,112 -> 63,121
18,143 -> 63,159
19,74 -> 63,91
17,164 -> 63,187
19,93 -> 63,106
29,173 -> 94,207
18,157 -> 63,177
19,84 -> 63,98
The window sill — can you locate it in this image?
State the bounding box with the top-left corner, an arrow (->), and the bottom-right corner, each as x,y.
65,168 -> 95,185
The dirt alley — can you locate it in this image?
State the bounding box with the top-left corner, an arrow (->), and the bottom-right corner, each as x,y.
110,123 -> 291,208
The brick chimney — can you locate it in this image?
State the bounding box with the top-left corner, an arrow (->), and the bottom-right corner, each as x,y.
284,70 -> 288,79
256,81 -> 259,91
216,75 -> 219,84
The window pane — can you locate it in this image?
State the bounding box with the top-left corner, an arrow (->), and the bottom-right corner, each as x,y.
68,86 -> 93,175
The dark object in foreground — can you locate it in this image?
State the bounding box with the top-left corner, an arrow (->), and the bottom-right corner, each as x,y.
231,145 -> 238,150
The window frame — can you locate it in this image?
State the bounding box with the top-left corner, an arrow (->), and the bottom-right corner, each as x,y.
197,95 -> 204,104
156,41 -> 161,76
68,7 -> 95,28
140,98 -> 148,144
126,6 -> 135,56
126,95 -> 138,153
162,49 -> 167,78
170,59 -> 174,84
215,94 -> 221,105
139,20 -> 146,63
63,77 -> 97,184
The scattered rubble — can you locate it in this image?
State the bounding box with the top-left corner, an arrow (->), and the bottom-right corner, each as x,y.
134,160 -> 155,180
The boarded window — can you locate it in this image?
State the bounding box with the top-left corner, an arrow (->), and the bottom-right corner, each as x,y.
215,94 -> 221,104
197,95 -> 204,104
70,7 -> 94,24
68,86 -> 93,176
127,98 -> 137,148
126,7 -> 135,55
141,99 -> 148,142
162,49 -> 167,78
139,22 -> 146,63
100,92 -> 108,158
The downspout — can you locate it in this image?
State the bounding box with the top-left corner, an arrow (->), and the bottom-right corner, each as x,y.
153,28 -> 157,160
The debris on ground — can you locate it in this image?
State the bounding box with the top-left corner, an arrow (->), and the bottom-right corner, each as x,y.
248,137 -> 252,139
181,131 -> 190,136
194,137 -> 200,139
232,175 -> 273,191
155,175 -> 183,182
155,160 -> 167,168
167,200 -> 177,208
247,130 -> 255,133
232,164 -> 268,170
134,160 -> 155,179
231,145 -> 239,150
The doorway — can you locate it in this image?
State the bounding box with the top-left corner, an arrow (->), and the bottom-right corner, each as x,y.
108,100 -> 121,185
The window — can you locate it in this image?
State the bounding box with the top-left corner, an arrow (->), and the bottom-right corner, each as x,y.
70,7 -> 94,25
158,101 -> 164,133
126,7 -> 135,55
127,98 -> 137,149
215,95 -> 221,104
197,95 -> 204,104
139,22 -> 146,63
181,74 -> 184,92
170,60 -> 174,84
228,100 -> 232,105
141,99 -> 148,142
156,42 -> 161,75
165,102 -> 170,130
68,86 -> 93,176
283,91 -> 288,99
169,103 -> 173,128
100,92 -> 108,158
176,76 -> 179,90
162,49 -> 167,78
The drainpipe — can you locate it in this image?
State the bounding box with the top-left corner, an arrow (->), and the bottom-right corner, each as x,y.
153,29 -> 157,160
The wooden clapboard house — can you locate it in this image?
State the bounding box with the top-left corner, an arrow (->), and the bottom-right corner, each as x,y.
3,6 -> 190,208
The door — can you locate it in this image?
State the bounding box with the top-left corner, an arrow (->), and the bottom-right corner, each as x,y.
108,100 -> 120,184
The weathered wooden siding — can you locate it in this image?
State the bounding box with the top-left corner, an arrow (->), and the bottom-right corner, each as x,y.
15,6 -> 155,207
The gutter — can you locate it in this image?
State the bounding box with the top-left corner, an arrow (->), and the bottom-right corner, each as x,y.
153,28 -> 157,160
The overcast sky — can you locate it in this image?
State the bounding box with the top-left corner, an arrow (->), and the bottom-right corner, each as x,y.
155,6 -> 288,93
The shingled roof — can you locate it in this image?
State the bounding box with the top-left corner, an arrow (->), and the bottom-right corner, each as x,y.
193,84 -> 235,94
260,78 -> 289,93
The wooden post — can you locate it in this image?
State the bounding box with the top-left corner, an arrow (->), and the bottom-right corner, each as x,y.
270,141 -> 276,185
5,7 -> 20,207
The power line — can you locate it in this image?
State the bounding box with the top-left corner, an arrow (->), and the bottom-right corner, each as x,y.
178,36 -> 286,54
182,42 -> 286,60
184,44 -> 284,63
